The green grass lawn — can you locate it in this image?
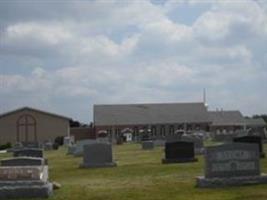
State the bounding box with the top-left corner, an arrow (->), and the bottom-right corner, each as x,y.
1,143 -> 267,200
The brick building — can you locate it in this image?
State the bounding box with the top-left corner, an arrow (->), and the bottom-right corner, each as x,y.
94,102 -> 211,141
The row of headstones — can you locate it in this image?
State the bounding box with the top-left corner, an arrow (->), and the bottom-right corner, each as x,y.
0,143 -> 53,198
145,135 -> 267,187
67,135 -> 264,167
142,134 -> 205,155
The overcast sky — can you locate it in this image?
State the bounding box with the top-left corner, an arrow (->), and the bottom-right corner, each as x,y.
0,0 -> 266,122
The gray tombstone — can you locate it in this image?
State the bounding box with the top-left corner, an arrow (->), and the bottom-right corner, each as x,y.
142,141 -> 154,150
13,148 -> 43,158
97,137 -> 110,143
1,157 -> 46,166
43,142 -> 53,151
196,143 -> 267,187
73,139 -> 98,157
0,165 -> 53,198
64,136 -> 74,146
153,139 -> 165,147
67,145 -> 77,155
181,135 -> 204,154
80,143 -> 116,168
21,141 -> 40,148
0,166 -> 48,181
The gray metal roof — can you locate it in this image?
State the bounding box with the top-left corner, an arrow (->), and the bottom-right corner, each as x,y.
209,110 -> 245,126
94,102 -> 210,126
245,118 -> 266,127
0,107 -> 71,121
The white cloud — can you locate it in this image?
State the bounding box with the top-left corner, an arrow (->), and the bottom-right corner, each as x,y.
0,0 -> 266,121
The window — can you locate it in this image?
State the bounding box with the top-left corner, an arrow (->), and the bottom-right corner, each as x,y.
160,125 -> 165,136
151,126 -> 156,136
169,125 -> 174,135
16,114 -> 37,142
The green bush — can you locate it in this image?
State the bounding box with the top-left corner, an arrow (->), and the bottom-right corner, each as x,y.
0,142 -> 12,150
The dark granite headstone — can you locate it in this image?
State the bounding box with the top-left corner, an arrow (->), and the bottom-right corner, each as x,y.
80,143 -> 116,168
162,141 -> 197,164
1,157 -> 46,166
13,148 -> 43,158
233,136 -> 265,158
196,143 -> 267,187
142,141 -> 154,150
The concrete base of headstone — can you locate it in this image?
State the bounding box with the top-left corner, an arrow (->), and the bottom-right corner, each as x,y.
0,181 -> 53,199
196,174 -> 267,188
162,158 -> 198,164
79,162 -> 117,168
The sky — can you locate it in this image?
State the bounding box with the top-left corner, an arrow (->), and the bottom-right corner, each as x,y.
0,0 -> 266,123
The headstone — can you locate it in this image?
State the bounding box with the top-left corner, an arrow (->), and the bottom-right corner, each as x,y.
67,145 -> 76,155
162,141 -> 197,164
63,136 -> 74,146
73,139 -> 97,156
52,143 -> 59,150
1,157 -> 46,166
43,142 -> 53,151
0,165 -> 53,198
233,136 -> 265,158
13,148 -> 43,158
97,137 -> 110,143
21,141 -> 40,148
196,143 -> 267,187
153,139 -> 165,147
181,135 -> 204,154
80,143 -> 116,168
142,141 -> 154,150
0,166 -> 48,181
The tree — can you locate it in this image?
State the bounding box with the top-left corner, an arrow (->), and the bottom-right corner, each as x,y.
252,114 -> 267,123
69,119 -> 81,127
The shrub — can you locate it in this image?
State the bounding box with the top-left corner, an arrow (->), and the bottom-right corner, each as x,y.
0,142 -> 12,150
54,136 -> 64,146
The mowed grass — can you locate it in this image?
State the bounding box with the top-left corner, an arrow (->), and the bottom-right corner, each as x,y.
1,143 -> 267,200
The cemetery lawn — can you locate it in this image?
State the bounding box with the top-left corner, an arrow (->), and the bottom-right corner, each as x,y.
1,143 -> 267,200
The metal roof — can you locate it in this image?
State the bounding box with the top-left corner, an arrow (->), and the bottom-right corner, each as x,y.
0,107 -> 71,121
209,110 -> 245,126
94,102 -> 210,126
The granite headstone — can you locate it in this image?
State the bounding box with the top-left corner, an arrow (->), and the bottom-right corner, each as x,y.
13,148 -> 43,158
80,143 -> 116,168
162,141 -> 197,164
233,136 -> 265,158
196,143 -> 267,187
